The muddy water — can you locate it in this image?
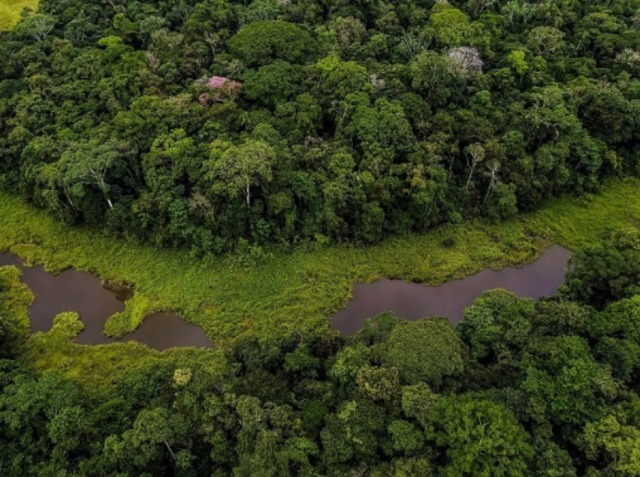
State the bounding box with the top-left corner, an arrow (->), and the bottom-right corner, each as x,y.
0,253 -> 212,350
332,245 -> 573,335
122,312 -> 213,350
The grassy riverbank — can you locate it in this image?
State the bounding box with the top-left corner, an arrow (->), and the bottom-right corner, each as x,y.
1,260 -> 219,389
0,265 -> 32,344
0,0 -> 38,30
1,178 -> 640,383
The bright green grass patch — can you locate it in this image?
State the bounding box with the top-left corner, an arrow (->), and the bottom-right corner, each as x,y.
0,265 -> 222,390
0,0 -> 38,30
0,264 -> 32,347
105,293 -> 158,337
1,178 -> 640,386
21,310 -> 221,390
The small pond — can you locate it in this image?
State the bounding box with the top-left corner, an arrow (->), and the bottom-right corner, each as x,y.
331,245 -> 573,335
0,253 -> 212,350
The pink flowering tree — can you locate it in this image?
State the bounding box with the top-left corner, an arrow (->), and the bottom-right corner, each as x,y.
207,76 -> 228,89
195,76 -> 242,105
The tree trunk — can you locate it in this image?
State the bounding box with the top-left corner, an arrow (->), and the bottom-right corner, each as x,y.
466,162 -> 476,188
484,182 -> 493,202
164,441 -> 176,460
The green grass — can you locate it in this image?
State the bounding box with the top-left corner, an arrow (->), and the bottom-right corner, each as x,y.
2,178 -> 640,384
0,264 -> 32,344
0,0 -> 38,30
1,264 -> 222,389
22,311 -> 222,390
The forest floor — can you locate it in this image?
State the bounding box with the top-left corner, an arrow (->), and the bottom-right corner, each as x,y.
0,0 -> 38,30
2,178 -> 640,386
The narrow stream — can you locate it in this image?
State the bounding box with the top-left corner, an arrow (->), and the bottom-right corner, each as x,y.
0,253 -> 212,350
2,244 -> 573,345
331,245 -> 573,335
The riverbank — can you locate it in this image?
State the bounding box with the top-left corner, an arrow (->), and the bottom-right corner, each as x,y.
1,178 -> 640,382
0,260 -> 219,389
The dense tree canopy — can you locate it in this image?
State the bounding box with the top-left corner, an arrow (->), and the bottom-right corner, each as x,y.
2,0 -> 640,253
561,229 -> 640,309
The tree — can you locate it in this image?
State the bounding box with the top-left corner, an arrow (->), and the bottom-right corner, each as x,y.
560,230 -> 640,309
370,457 -> 433,476
48,406 -> 89,468
204,140 -> 275,208
502,0 -> 538,27
519,336 -> 617,428
134,129 -> 202,246
484,182 -> 518,220
401,383 -> 440,429
104,407 -> 194,474
527,27 -> 564,56
410,52 -> 464,107
17,14 -> 57,42
315,55 -> 368,101
428,395 -> 534,477
59,138 -> 131,210
388,419 -> 425,453
587,296 -> 640,382
507,50 -> 529,76
483,160 -> 500,202
398,31 -> 428,61
356,366 -> 400,402
447,47 -> 483,75
457,289 -> 534,362
321,398 -> 387,464
464,143 -> 485,188
427,3 -> 476,48
344,97 -> 416,175
583,415 -> 640,476
0,372 -> 85,474
243,61 -> 303,108
228,21 -> 316,67
532,432 -> 577,477
384,317 -> 466,387
589,296 -> 640,344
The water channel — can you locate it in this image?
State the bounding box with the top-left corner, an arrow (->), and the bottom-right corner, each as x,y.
331,245 -> 573,335
2,244 -> 573,343
0,253 -> 212,350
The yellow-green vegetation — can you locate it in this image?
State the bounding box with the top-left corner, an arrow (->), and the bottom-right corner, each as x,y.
0,0 -> 38,30
0,264 -> 32,345
0,269 -> 222,388
23,311 -> 221,389
2,178 -> 640,384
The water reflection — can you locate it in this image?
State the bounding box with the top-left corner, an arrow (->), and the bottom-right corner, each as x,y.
0,253 -> 212,350
331,245 -> 573,335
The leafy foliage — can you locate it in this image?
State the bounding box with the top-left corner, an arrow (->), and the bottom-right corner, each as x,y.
2,0 -> 640,253
383,317 -> 465,387
561,229 -> 640,309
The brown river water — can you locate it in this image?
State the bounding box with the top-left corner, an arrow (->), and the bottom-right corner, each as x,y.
0,253 -> 212,350
331,245 -> 573,335
2,244 -> 572,344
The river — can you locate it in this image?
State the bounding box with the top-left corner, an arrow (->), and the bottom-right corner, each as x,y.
0,253 -> 212,350
331,245 -> 573,335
